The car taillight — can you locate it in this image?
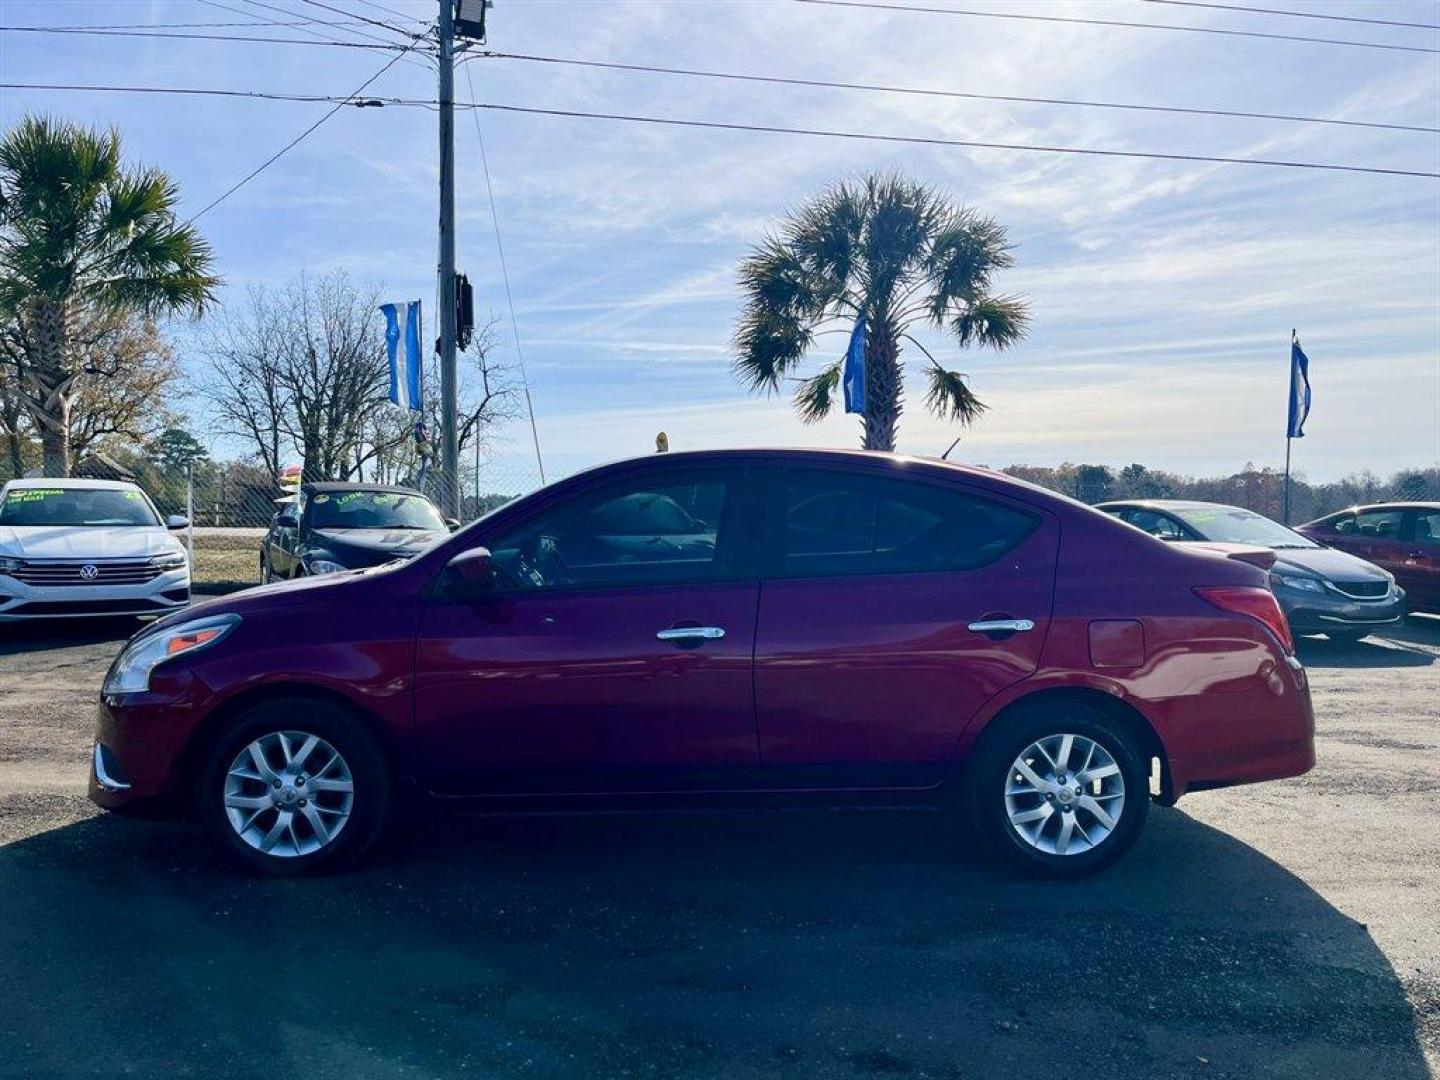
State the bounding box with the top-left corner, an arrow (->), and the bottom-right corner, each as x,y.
1194,586 -> 1294,653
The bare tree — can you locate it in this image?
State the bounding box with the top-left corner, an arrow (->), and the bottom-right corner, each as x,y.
203,272 -> 517,489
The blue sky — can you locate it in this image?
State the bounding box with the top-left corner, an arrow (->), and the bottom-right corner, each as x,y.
2,0 -> 1438,490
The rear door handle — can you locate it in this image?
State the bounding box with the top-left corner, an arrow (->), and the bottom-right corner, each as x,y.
656,626 -> 726,643
967,618 -> 1035,635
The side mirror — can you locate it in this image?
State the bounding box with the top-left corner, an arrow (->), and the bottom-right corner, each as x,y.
445,517 -> 461,533
275,513 -> 299,529
165,514 -> 189,530
446,546 -> 494,593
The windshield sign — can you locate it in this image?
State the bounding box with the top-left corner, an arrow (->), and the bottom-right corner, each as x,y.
308,491 -> 444,531
0,487 -> 159,528
1172,507 -> 1318,549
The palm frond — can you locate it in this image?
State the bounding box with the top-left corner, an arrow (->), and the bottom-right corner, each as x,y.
949,294 -> 1030,349
924,366 -> 988,426
793,360 -> 843,423
924,212 -> 1015,323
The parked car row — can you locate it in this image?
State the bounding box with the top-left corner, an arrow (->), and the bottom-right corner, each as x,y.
1096,498 -> 1434,641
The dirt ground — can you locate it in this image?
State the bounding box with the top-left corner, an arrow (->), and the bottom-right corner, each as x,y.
0,615 -> 1436,1080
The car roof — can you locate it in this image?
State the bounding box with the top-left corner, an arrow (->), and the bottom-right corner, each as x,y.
301,482 -> 426,496
1095,499 -> 1243,513
2,477 -> 140,491
1322,501 -> 1440,514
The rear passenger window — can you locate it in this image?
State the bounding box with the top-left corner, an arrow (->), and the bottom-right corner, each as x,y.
1354,510 -> 1404,538
776,469 -> 1036,578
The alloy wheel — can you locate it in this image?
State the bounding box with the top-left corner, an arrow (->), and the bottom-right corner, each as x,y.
1003,733 -> 1126,856
222,731 -> 354,858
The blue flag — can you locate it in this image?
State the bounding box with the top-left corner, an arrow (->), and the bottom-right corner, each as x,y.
381,300 -> 423,412
1287,335 -> 1311,438
842,315 -> 866,414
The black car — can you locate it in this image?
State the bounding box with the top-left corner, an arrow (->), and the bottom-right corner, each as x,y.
1097,499 -> 1406,643
260,483 -> 455,582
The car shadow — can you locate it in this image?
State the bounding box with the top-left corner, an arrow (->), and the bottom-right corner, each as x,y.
1296,619 -> 1439,669
0,618 -> 135,657
0,808 -> 1430,1079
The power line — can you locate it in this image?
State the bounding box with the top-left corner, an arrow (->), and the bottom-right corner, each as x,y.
462,63 -> 547,485
1139,0 -> 1440,31
189,40 -> 424,222
792,0 -> 1440,54
474,50 -> 1438,136
467,101 -> 1440,179
0,81 -> 435,108
292,0 -> 419,40
353,0 -> 422,23
0,25 -> 409,50
220,0 -> 433,70
23,19 -> 386,30
6,78 -> 1432,178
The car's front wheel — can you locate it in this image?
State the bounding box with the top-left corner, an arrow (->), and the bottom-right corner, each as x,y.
198,697 -> 390,875
972,704 -> 1149,876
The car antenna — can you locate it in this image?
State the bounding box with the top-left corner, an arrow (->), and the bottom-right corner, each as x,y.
941,436 -> 962,461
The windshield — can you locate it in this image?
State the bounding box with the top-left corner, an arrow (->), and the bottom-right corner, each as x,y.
0,486 -> 159,527
1170,506 -> 1318,549
307,490 -> 445,531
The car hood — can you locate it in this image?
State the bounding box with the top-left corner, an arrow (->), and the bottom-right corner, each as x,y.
0,524 -> 180,559
1271,546 -> 1389,582
310,527 -> 445,556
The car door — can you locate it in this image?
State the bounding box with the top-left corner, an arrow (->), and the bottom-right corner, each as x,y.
1349,508 -> 1409,577
752,463 -> 1058,789
1400,509 -> 1440,611
270,493 -> 304,578
412,462 -> 763,796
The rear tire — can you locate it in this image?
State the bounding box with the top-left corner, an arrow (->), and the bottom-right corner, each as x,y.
971,704 -> 1149,877
198,697 -> 390,876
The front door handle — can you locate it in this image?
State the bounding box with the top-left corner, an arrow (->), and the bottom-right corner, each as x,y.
656,626 -> 726,644
967,618 -> 1035,635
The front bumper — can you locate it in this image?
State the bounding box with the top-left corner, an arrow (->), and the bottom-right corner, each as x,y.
0,567 -> 189,621
1273,582 -> 1406,635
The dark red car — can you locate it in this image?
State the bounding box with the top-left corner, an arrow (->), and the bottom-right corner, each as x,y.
1297,502 -> 1440,614
90,450 -> 1314,877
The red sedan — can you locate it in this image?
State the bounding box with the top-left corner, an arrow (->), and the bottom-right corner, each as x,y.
90,450 -> 1314,876
1298,502 -> 1440,615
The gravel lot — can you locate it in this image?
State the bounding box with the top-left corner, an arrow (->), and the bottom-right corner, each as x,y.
0,614 -> 1436,1080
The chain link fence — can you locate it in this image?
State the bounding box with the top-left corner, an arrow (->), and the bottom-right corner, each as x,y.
127,453 -> 544,593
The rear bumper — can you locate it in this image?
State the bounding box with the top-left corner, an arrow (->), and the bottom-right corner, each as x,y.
1155,654 -> 1316,801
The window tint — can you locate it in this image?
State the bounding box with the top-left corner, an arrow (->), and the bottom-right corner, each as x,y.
776,469 -> 1036,578
487,471 -> 741,591
1354,509 -> 1405,539
1414,511 -> 1440,548
1119,508 -> 1187,540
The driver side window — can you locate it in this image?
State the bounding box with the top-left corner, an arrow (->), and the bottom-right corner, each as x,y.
486,469 -> 743,591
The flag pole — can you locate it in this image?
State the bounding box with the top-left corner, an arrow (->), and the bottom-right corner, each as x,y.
1283,328 -> 1295,524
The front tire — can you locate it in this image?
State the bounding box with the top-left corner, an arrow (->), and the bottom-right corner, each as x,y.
971,704 -> 1149,877
198,697 -> 390,876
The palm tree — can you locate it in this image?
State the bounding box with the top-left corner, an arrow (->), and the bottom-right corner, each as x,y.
733,173 -> 1029,452
0,116 -> 218,475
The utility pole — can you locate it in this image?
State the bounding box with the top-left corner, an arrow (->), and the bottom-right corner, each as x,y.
436,0 -> 460,518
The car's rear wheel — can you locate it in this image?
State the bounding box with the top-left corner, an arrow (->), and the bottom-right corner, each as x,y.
259,554 -> 273,584
972,704 -> 1149,877
198,697 -> 389,875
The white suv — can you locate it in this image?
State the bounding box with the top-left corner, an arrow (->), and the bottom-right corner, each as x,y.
0,478 -> 190,622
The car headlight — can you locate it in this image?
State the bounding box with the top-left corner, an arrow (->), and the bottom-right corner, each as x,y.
150,551 -> 187,571
0,556 -> 22,576
304,557 -> 348,575
103,613 -> 241,695
1270,571 -> 1325,593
